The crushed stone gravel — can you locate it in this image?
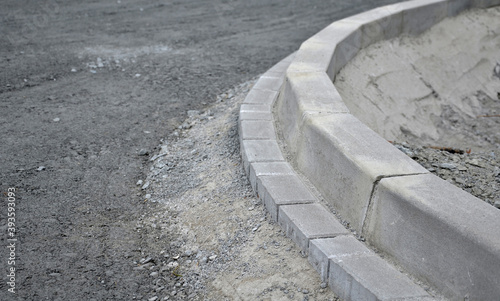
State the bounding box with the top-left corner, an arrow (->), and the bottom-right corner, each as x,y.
140,79 -> 339,301
392,141 -> 499,207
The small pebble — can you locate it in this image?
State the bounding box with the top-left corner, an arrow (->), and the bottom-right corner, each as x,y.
439,163 -> 456,170
166,262 -> 179,269
140,257 -> 152,264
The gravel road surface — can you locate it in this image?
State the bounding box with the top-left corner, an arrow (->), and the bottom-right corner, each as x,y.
1,0 -> 403,300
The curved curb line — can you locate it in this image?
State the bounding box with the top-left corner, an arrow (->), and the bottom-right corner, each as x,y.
239,59 -> 435,300
270,0 -> 500,300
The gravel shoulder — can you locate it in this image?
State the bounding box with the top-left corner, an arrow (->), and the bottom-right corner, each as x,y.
140,80 -> 338,300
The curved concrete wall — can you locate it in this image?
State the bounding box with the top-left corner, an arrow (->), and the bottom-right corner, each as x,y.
275,0 -> 500,299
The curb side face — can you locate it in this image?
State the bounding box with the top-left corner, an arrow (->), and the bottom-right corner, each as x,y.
367,174 -> 500,299
295,113 -> 428,232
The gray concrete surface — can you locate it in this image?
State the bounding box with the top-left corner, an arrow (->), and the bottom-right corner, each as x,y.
368,174 -> 500,299
243,0 -> 500,300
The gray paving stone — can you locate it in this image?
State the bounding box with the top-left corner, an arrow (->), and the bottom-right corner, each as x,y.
252,75 -> 283,92
258,175 -> 316,221
242,89 -> 278,105
240,120 -> 276,140
240,140 -> 284,175
329,253 -> 430,301
366,173 -> 500,299
278,203 -> 349,251
249,162 -> 295,192
308,236 -> 373,282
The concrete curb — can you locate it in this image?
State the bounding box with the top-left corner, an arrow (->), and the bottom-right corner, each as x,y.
239,53 -> 435,301
239,0 -> 500,300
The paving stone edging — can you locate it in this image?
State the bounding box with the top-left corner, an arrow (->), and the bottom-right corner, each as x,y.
239,0 -> 500,300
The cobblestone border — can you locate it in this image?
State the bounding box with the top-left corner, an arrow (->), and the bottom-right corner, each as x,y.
240,0 -> 500,300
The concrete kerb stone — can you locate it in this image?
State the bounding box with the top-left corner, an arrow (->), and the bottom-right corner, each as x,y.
296,113 -> 428,232
239,53 -> 437,298
248,161 -> 295,192
329,253 -> 431,301
270,0 -> 500,299
242,89 -> 278,105
309,236 -> 433,300
474,0 -> 500,8
239,120 -> 276,140
257,174 -> 316,222
278,203 -> 349,252
275,71 -> 349,152
239,103 -> 273,121
240,140 -> 284,176
342,5 -> 404,48
286,41 -> 335,74
309,236 -> 374,282
399,0 -> 448,35
367,174 -> 500,299
251,74 -> 284,92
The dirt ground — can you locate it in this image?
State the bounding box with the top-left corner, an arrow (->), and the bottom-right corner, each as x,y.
0,0 -> 403,300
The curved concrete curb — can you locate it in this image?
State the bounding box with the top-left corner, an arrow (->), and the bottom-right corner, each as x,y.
240,0 -> 500,300
239,54 -> 434,301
